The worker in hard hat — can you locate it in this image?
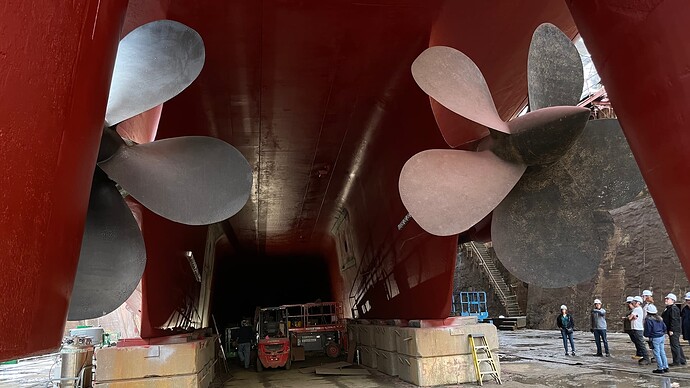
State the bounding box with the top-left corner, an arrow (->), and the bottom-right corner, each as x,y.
641,290 -> 655,354
556,304 -> 576,356
662,293 -> 686,366
237,319 -> 255,369
681,292 -> 690,346
642,290 -> 654,319
644,304 -> 669,373
590,299 -> 610,357
628,296 -> 650,365
622,296 -> 639,357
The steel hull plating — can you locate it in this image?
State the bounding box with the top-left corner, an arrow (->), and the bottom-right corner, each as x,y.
3,0 -> 690,362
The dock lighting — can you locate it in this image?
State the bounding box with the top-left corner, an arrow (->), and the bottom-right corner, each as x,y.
185,251 -> 202,282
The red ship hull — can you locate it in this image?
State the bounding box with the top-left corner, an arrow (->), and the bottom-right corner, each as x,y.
2,0 -> 690,362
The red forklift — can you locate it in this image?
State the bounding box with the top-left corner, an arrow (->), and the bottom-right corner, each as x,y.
254,306 -> 291,371
254,302 -> 347,370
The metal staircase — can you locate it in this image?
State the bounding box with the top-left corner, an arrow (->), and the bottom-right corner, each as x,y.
465,242 -> 522,316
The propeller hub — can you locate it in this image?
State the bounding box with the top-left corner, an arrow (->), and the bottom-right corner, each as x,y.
490,106 -> 590,166
97,127 -> 126,163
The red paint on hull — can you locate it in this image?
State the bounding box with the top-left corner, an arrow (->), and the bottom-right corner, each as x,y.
0,0 -> 128,361
7,0 -> 689,362
139,208 -> 207,338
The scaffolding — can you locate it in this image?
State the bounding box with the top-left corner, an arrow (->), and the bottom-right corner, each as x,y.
452,291 -> 489,321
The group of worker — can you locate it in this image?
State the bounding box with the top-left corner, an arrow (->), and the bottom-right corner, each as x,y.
557,290 -> 690,374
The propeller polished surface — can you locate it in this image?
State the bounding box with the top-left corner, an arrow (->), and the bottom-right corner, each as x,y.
68,168 -> 146,320
412,46 -> 510,134
527,23 -> 584,111
399,150 -> 525,236
105,20 -> 205,126
98,136 -> 253,225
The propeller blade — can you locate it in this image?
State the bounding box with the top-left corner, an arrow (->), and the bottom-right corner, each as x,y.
560,118 -> 646,209
430,98 -> 490,148
68,168 -> 146,320
412,46 -> 510,134
527,23 -> 584,111
105,20 -> 205,126
399,150 -> 525,236
98,136 -> 253,225
491,164 -> 614,288
491,106 -> 590,166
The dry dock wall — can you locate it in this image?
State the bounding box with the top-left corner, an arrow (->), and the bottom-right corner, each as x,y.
456,196 -> 690,332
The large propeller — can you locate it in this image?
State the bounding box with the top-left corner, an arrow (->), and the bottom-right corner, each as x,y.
69,20 -> 252,320
400,23 -> 645,288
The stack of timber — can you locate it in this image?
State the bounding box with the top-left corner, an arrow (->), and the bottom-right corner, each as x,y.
348,317 -> 500,386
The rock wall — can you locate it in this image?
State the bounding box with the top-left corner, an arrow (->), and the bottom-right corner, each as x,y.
454,196 -> 690,331
526,196 -> 690,331
453,247 -> 529,318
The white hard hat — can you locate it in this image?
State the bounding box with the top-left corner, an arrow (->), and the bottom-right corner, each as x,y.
633,296 -> 643,303
642,290 -> 653,297
560,305 -> 567,310
594,299 -> 602,304
666,293 -> 677,302
647,304 -> 658,314
625,296 -> 634,303
685,292 -> 690,300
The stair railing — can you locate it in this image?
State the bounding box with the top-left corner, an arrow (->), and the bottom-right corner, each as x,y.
466,242 -> 510,308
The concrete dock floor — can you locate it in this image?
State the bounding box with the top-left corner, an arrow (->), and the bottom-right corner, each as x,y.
4,330 -> 690,387
496,329 -> 690,387
214,330 -> 690,387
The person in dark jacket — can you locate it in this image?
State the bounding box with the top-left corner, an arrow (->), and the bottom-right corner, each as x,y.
662,293 -> 686,366
237,319 -> 255,369
644,304 -> 669,373
682,292 -> 690,345
556,304 -> 576,356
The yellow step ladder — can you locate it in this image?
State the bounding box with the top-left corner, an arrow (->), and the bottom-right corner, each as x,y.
469,334 -> 501,386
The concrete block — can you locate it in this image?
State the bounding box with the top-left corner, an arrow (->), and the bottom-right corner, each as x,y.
397,353 -> 500,386
409,316 -> 477,328
94,359 -> 215,388
375,349 -> 398,376
95,336 -> 215,382
395,323 -> 497,357
347,324 -> 359,345
359,345 -> 377,368
358,325 -> 376,347
374,325 -> 396,352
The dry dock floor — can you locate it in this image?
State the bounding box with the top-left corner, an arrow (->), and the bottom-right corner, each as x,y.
3,330 -> 690,387
214,330 -> 690,387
